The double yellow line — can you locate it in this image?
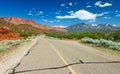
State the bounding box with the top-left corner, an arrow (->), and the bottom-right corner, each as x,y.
47,40 -> 76,74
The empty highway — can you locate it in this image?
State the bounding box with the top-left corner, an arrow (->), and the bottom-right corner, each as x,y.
8,36 -> 120,74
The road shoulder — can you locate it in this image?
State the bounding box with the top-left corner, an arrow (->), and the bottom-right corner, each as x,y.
0,37 -> 38,74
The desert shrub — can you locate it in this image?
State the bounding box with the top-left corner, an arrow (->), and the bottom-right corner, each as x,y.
0,39 -> 31,51
81,37 -> 94,43
81,37 -> 120,50
19,32 -> 29,39
8,40 -> 23,46
0,41 -> 7,51
109,45 -> 120,50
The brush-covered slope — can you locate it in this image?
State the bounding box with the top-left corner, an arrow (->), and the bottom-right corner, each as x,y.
2,17 -> 67,33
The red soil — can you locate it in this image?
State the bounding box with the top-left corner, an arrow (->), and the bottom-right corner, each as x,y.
0,26 -> 22,41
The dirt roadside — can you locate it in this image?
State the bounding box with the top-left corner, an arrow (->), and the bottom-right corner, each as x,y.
0,37 -> 38,74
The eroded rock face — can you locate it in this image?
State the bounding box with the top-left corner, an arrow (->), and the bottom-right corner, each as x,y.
0,26 -> 22,41
2,17 -> 67,33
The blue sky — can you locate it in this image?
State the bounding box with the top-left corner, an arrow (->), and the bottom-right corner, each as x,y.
0,0 -> 120,27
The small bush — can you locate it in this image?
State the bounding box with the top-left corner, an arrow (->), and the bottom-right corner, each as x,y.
81,37 -> 94,43
19,32 -> 29,39
0,42 -> 7,51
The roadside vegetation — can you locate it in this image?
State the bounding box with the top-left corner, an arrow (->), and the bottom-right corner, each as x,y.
46,32 -> 120,53
0,39 -> 31,58
46,32 -> 120,41
0,39 -> 30,51
81,37 -> 120,51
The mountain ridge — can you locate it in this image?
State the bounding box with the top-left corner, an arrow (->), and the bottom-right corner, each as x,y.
1,17 -> 67,33
66,23 -> 120,32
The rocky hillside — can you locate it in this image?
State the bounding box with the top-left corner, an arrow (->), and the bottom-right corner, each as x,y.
0,18 -> 42,38
0,26 -> 22,41
66,23 -> 120,32
2,17 -> 67,33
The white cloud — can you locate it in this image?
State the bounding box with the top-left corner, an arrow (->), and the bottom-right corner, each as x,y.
61,4 -> 65,7
42,19 -> 60,23
54,19 -> 61,22
56,9 -> 97,21
115,10 -> 119,13
97,11 -> 110,16
104,17 -> 111,19
115,10 -> 120,13
68,11 -> 74,14
104,17 -> 107,18
112,24 -> 117,26
53,25 -> 67,28
56,20 -> 60,22
103,11 -> 110,14
86,5 -> 92,8
56,15 -> 74,19
49,20 -> 54,23
28,13 -> 32,16
39,11 -> 43,14
116,14 -> 120,16
28,8 -> 44,16
56,10 -> 110,22
95,1 -> 112,7
69,2 -> 73,6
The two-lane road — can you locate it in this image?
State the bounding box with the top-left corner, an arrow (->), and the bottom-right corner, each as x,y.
9,36 -> 120,74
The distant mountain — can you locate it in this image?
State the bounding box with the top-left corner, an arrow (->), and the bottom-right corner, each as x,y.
1,17 -> 67,33
66,23 -> 120,32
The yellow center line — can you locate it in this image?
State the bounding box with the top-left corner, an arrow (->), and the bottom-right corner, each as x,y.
47,40 -> 76,74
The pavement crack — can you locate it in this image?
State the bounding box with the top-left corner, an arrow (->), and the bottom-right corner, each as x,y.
79,60 -> 84,63
8,62 -> 21,74
24,40 -> 38,56
24,50 -> 31,56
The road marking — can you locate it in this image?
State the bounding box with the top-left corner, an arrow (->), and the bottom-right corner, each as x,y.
47,40 -> 76,74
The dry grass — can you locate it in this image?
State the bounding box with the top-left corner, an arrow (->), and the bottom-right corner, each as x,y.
0,40 -> 31,59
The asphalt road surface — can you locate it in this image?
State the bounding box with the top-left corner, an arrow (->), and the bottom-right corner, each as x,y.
9,36 -> 120,74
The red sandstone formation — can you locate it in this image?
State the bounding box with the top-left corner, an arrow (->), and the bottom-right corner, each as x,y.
2,17 -> 67,33
0,26 -> 22,41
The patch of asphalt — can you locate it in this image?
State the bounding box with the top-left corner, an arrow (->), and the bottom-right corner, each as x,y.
24,40 -> 39,56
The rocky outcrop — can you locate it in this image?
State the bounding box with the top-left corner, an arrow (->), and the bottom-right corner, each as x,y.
0,26 -> 22,41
